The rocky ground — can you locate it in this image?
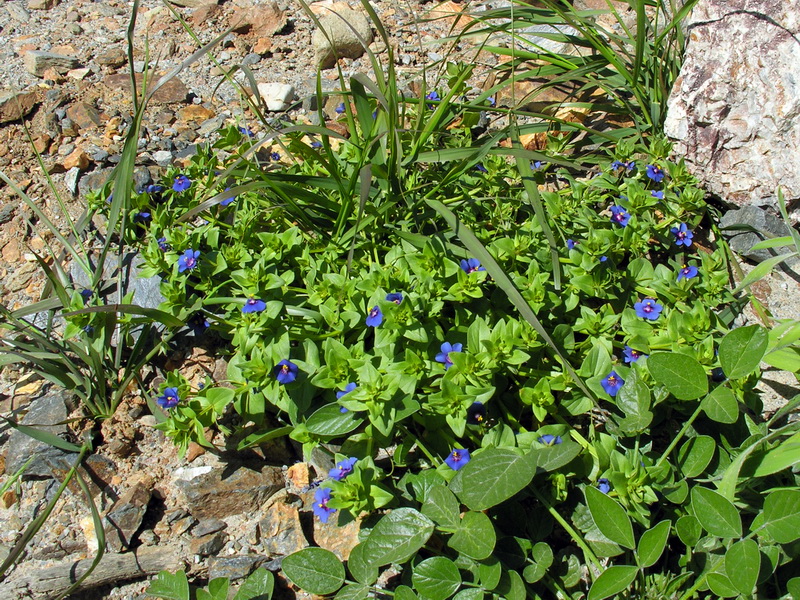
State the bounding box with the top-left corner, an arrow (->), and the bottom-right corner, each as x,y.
0,0 -> 799,599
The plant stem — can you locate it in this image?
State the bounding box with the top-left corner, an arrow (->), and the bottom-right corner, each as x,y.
655,401 -> 704,470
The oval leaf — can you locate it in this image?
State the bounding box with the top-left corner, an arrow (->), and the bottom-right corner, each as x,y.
718,325 -> 768,379
412,557 -> 462,600
701,387 -> 739,424
676,515 -> 701,546
691,487 -> 742,539
587,565 -> 639,600
637,520 -> 670,568
347,543 -> 378,585
725,538 -> 760,596
362,508 -> 435,567
585,486 -> 635,549
450,447 -> 536,511
282,548 -> 345,595
306,404 -> 363,437
449,511 -> 496,560
762,488 -> 800,543
677,435 -> 715,478
422,486 -> 461,529
647,352 -> 708,400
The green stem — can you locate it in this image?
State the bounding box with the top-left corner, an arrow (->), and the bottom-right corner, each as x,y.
655,401 -> 704,470
532,487 -> 602,577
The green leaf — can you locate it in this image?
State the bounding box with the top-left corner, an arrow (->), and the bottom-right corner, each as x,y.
347,543 -> 378,586
750,431 -> 800,477
701,387 -> 739,424
787,577 -> 800,598
675,515 -> 701,546
647,352 -> 708,400
718,325 -> 769,379
477,557 -> 502,590
732,252 -> 797,293
422,485 -> 461,529
197,578 -> 229,600
707,572 -> 738,598
450,447 -> 536,511
677,435 -> 715,478
282,548 -> 345,595
691,487 -> 742,538
762,489 -> 800,543
725,538 -> 759,596
636,520 -> 670,568
587,565 -> 639,600
585,486 -> 635,549
334,584 -> 369,600
412,557 -> 462,600
533,441 -> 582,472
449,511 -> 496,560
2,417 -> 82,453
496,569 -> 525,600
146,570 -> 190,600
394,586 -> 418,600
452,589 -> 483,600
362,508 -> 435,567
615,369 -> 652,433
522,542 -> 553,583
234,568 -> 274,600
305,404 -> 364,437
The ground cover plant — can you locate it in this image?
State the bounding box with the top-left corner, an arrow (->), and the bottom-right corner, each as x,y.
1,0 -> 799,598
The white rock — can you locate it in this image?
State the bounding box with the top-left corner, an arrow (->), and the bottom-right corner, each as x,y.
152,150 -> 174,167
257,82 -> 295,111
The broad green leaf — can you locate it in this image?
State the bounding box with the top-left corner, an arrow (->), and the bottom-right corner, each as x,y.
725,539 -> 759,595
585,486 -> 635,549
701,387 -> 739,424
305,404 -> 364,437
282,548 -> 345,595
707,572 -> 738,598
750,431 -> 800,477
691,487 -> 742,538
394,585 -> 418,600
636,520 -> 670,568
587,565 -> 639,600
422,485 -> 461,529
647,352 -> 708,400
615,369 -> 653,433
412,557 -> 461,600
197,578 -> 229,600
762,489 -> 800,543
533,441 -> 582,472
787,577 -> 800,598
675,515 -> 701,546
496,569 -> 525,600
146,570 -> 190,600
477,556 -> 502,590
677,436 -> 715,478
452,589 -> 483,600
234,568 -> 274,600
334,584 -> 369,600
362,508 -> 435,567
450,447 -> 536,511
449,511 -> 496,560
718,325 -> 768,379
347,543 -> 378,586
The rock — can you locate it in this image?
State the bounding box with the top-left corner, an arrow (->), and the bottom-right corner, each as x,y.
719,205 -> 795,263
152,150 -> 174,167
172,461 -> 284,520
66,102 -> 102,131
665,0 -> 800,207
312,9 -> 374,69
231,1 -> 287,37
258,492 -> 308,557
256,82 -> 295,111
97,47 -> 127,68
190,3 -> 222,25
28,0 -> 59,10
178,104 -> 215,122
6,3 -> 31,22
313,507 -> 361,561
193,518 -> 227,537
190,531 -> 227,556
65,167 -> 81,194
168,0 -> 216,6
253,38 -> 272,54
78,167 -> 114,197
0,90 -> 38,124
208,556 -> 269,581
67,68 -> 91,81
105,483 -> 151,552
103,73 -> 189,104
62,148 -> 90,171
23,51 -> 80,77
2,392 -> 70,479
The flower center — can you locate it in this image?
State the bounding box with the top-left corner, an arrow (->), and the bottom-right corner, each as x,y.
608,376 -> 617,385
452,451 -> 461,461
370,307 -> 380,318
318,498 -> 328,509
445,354 -> 454,365
248,298 -> 257,305
167,395 -> 176,403
644,304 -> 652,312
185,257 -> 196,268
630,351 -> 639,358
281,364 -> 290,374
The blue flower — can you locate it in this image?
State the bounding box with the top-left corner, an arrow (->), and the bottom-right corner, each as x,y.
646,164 -> 665,182
310,139 -> 323,148
467,401 -> 487,425
135,211 -> 151,222
651,190 -> 664,200
460,258 -> 485,274
157,387 -> 180,409
435,342 -> 463,369
336,382 -> 357,400
335,102 -> 346,114
188,313 -> 210,335
145,184 -> 165,195
601,371 -> 625,396
678,264 -> 699,281
475,163 -> 488,173
80,288 -> 93,301
426,91 -> 440,102
537,434 -> 563,446
178,249 -> 200,273
611,160 -> 635,172
599,255 -> 608,262
221,187 -> 236,206
623,346 -> 646,363
312,487 -> 336,523
270,152 -> 281,161
329,457 -> 358,481
242,298 -> 266,314
366,306 -> 383,327
566,239 -> 577,250
157,237 -> 170,251
671,222 -> 694,247
531,161 -> 543,170
598,478 -> 611,494
385,292 -> 403,305
275,359 -> 298,384
487,96 -> 495,107
634,298 -> 662,320
609,205 -> 630,227
172,175 -> 192,192
445,448 -> 470,471
238,126 -> 254,137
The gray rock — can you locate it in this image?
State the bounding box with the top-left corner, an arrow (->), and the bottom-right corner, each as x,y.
6,3 -> 31,22
23,51 -> 80,77
665,0 -> 800,207
105,483 -> 151,552
208,556 -> 269,581
193,517 -> 227,537
3,392 -> 71,479
133,166 -> 152,190
190,531 -> 227,556
312,9 -> 374,69
64,167 -> 81,195
0,203 -> 15,225
242,53 -> 261,67
69,252 -> 166,312
152,150 -> 174,167
86,145 -> 110,162
0,90 -> 38,124
719,205 -> 795,263
78,167 -> 114,197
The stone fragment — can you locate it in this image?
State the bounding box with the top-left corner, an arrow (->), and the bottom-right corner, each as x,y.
190,531 -> 227,556
28,0 -> 59,10
0,90 -> 38,124
231,1 -> 287,37
66,102 -> 102,131
173,462 -> 284,520
193,518 -> 227,537
665,0 -> 800,207
24,51 -> 80,77
168,0 -> 216,6
105,483 -> 151,552
190,3 -> 221,25
65,167 -> 81,195
312,9 -> 374,69
97,47 -> 127,68
152,150 -> 174,167
62,148 -> 90,171
719,206 -> 795,263
313,507 -> 361,561
258,492 -> 308,557
209,556 -> 269,581
103,73 -> 189,104
178,104 -> 215,122
41,67 -> 65,83
78,167 -> 114,197
253,38 -> 272,54
67,68 -> 91,81
2,392 -> 70,478
256,82 -> 295,111
6,3 -> 31,22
